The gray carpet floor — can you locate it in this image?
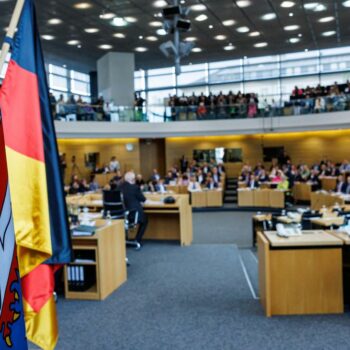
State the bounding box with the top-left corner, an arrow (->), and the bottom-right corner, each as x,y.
50,243 -> 350,350
193,211 -> 255,247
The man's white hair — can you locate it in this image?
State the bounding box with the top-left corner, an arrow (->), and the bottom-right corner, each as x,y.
124,171 -> 136,184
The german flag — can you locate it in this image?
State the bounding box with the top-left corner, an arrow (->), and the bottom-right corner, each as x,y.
0,1 -> 73,349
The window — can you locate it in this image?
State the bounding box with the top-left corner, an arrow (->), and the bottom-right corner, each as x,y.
71,70 -> 90,96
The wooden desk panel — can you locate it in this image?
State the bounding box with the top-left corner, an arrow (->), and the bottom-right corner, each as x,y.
293,183 -> 312,202
269,191 -> 285,208
254,190 -> 270,207
191,191 -> 207,208
258,231 -> 344,317
321,177 -> 337,191
238,190 -> 254,207
206,190 -> 223,207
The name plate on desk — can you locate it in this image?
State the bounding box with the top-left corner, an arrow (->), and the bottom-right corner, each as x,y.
72,225 -> 99,237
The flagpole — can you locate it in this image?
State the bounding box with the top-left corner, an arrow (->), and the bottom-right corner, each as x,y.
0,0 -> 25,75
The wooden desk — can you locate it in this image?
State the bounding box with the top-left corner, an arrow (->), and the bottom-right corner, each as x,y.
258,230 -> 343,317
293,182 -> 312,202
321,177 -> 337,191
252,214 -> 272,247
68,193 -> 193,246
254,189 -> 270,207
238,189 -> 254,207
238,189 -> 285,208
206,190 -> 223,207
269,190 -> 285,208
143,194 -> 193,246
166,185 -> 189,194
311,217 -> 345,228
64,220 -> 127,300
328,230 -> 350,305
190,191 -> 207,208
311,192 -> 345,211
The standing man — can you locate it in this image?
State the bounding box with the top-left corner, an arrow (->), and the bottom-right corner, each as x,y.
119,172 -> 148,249
109,156 -> 120,173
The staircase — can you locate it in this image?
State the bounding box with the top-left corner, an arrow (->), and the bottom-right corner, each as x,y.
224,177 -> 238,204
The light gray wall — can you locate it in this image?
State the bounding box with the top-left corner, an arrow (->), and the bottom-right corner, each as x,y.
55,111 -> 350,139
97,52 -> 135,106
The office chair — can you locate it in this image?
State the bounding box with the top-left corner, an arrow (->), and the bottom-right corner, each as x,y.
102,190 -> 141,250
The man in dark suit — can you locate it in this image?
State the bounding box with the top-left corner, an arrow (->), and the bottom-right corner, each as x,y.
335,175 -> 347,193
118,172 -> 148,249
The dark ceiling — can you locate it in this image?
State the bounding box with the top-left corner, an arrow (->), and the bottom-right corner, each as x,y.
1,0 -> 350,72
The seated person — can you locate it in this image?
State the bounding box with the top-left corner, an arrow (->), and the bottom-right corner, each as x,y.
277,174 -> 289,190
118,172 -> 148,247
178,174 -> 189,186
154,179 -> 166,193
151,168 -> 160,182
78,178 -> 90,193
89,174 -> 99,191
258,169 -> 269,182
187,176 -> 202,192
212,167 -> 221,184
135,174 -> 145,190
345,176 -> 350,194
68,175 -> 80,195
196,169 -> 206,185
308,169 -> 321,190
335,175 -> 346,193
247,174 -> 259,189
217,162 -> 226,175
205,175 -> 219,190
164,171 -> 174,185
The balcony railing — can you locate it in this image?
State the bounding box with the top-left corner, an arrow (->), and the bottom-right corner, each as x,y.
53,94 -> 350,123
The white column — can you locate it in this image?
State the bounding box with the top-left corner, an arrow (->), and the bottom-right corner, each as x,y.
97,52 -> 135,107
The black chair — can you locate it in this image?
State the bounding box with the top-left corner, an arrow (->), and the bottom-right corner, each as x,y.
102,190 -> 141,250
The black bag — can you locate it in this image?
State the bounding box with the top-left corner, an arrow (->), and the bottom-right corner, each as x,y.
164,196 -> 176,204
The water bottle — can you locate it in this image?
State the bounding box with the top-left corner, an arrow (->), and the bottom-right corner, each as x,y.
106,210 -> 112,225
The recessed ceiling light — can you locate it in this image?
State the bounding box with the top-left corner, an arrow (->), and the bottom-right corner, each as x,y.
77,45 -> 82,48
209,24 -> 214,29
249,31 -> 260,37
298,33 -> 303,37
304,2 -> 319,10
125,16 -> 137,23
314,4 -> 326,11
289,12 -> 294,17
99,44 -> 113,50
222,19 -> 236,26
149,21 -> 163,27
192,47 -> 202,52
67,40 -> 81,45
261,13 -> 277,20
224,44 -> 235,51
99,12 -> 115,19
84,28 -> 99,33
48,18 -> 62,25
236,26 -> 250,33
319,16 -> 335,23
184,37 -> 197,42
322,30 -> 336,37
73,2 -> 92,9
139,35 -> 143,39
254,42 -> 268,48
284,24 -> 299,31
289,37 -> 300,43
343,1 -> 350,7
281,1 -> 295,8
191,4 -> 206,11
214,35 -> 227,40
111,17 -> 128,27
236,0 -> 251,7
153,0 -> 167,7
156,28 -> 167,35
195,14 -> 208,21
146,36 -> 158,41
135,47 -> 148,52
41,35 -> 55,40
113,33 -> 126,38
305,48 -> 309,52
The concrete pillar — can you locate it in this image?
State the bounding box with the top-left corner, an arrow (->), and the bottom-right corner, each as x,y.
97,52 -> 135,107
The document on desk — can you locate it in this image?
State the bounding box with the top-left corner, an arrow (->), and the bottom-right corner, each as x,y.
145,200 -> 164,205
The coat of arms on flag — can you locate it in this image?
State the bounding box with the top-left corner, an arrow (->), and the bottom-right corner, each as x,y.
0,117 -> 27,349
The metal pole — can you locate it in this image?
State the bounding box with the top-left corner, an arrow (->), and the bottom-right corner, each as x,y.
0,0 -> 25,75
